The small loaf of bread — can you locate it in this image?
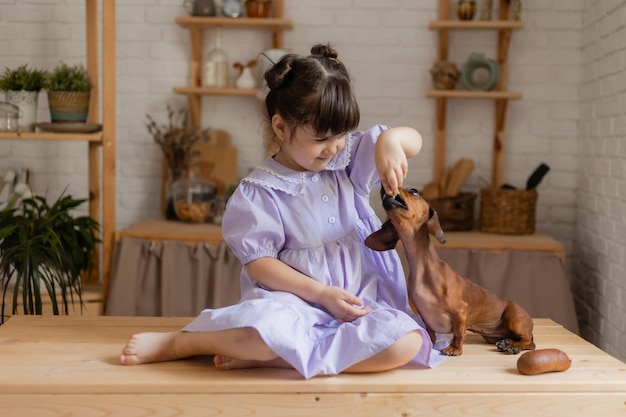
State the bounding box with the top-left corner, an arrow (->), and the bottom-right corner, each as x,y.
445,158 -> 475,197
517,348 -> 571,375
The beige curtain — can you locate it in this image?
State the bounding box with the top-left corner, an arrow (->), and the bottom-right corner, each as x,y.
105,238 -> 242,316
106,237 -> 578,335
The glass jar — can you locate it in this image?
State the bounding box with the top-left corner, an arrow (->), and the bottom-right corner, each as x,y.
0,102 -> 20,132
171,178 -> 217,223
202,27 -> 229,88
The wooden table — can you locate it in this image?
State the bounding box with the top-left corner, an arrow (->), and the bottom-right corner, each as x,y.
115,220 -> 566,259
115,218 -> 224,245
432,231 -> 567,261
0,316 -> 624,417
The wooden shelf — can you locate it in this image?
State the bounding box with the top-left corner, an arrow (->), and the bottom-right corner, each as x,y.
0,1 -> 116,302
428,0 -> 521,188
175,16 -> 293,30
173,0 -> 292,127
428,20 -> 524,30
173,86 -> 258,96
426,90 -> 522,99
0,132 -> 104,142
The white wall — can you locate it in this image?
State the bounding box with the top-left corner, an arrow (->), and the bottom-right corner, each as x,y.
0,1 -> 624,360
574,0 -> 626,362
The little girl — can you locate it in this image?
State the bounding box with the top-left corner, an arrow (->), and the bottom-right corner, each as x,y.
120,44 -> 436,379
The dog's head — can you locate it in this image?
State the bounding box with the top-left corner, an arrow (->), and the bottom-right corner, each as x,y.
365,187 -> 446,252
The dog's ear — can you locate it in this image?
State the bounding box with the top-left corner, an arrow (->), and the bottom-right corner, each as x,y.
427,209 -> 446,244
365,220 -> 400,251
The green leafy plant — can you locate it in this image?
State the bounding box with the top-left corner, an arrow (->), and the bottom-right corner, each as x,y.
46,62 -> 92,92
0,175 -> 100,324
0,64 -> 48,91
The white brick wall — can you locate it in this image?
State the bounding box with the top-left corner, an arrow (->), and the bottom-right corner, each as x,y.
0,1 -> 624,360
575,0 -> 626,362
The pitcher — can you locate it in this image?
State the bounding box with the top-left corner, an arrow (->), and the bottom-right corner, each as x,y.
183,0 -> 216,16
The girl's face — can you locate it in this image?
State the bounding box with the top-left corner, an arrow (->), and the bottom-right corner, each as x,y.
272,115 -> 346,172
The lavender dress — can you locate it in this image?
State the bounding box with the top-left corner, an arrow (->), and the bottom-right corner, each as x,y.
183,124 -> 437,378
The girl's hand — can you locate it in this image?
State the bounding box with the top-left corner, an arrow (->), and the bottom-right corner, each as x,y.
316,286 -> 372,323
375,127 -> 423,195
375,135 -> 408,195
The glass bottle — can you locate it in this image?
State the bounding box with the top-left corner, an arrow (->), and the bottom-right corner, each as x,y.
203,27 -> 229,88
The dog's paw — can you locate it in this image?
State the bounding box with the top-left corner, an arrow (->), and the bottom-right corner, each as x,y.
496,338 -> 511,351
441,346 -> 463,356
496,338 -> 521,354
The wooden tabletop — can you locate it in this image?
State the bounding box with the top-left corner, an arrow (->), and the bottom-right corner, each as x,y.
0,315 -> 624,416
116,219 -> 565,260
433,231 -> 566,260
116,218 -> 223,245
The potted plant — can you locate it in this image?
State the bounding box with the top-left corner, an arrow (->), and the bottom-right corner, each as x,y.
46,62 -> 92,123
0,64 -> 48,132
0,170 -> 100,324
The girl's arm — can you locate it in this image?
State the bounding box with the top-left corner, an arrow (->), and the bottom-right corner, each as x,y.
245,257 -> 372,322
374,126 -> 423,195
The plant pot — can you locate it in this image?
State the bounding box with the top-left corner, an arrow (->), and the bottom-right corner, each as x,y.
47,91 -> 90,123
5,90 -> 39,132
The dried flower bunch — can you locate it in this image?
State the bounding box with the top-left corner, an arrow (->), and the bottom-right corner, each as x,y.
145,105 -> 210,180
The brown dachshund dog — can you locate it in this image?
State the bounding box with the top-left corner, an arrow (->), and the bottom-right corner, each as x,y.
365,187 -> 536,356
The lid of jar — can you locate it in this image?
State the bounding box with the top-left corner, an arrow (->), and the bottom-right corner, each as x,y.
0,102 -> 19,115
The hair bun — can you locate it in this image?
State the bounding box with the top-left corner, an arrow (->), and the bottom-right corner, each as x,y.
310,44 -> 338,60
265,54 -> 295,90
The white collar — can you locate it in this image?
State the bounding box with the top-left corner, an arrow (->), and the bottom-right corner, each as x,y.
241,133 -> 354,196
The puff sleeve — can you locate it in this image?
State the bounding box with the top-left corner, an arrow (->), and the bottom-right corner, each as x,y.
221,183 -> 285,265
345,124 -> 389,196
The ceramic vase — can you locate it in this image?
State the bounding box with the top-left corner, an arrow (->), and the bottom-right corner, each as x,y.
235,66 -> 257,89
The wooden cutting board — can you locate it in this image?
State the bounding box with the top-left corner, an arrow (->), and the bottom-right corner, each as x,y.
161,129 -> 238,213
190,129 -> 238,194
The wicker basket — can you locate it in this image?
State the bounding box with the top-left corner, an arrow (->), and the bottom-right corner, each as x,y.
479,188 -> 537,234
428,192 -> 477,231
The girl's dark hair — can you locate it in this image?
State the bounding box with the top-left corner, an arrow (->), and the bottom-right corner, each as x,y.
264,44 -> 360,143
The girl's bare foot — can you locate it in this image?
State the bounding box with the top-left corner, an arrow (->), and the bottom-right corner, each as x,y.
119,332 -> 179,365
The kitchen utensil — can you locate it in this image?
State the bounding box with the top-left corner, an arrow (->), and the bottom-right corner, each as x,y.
526,163 -> 550,190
